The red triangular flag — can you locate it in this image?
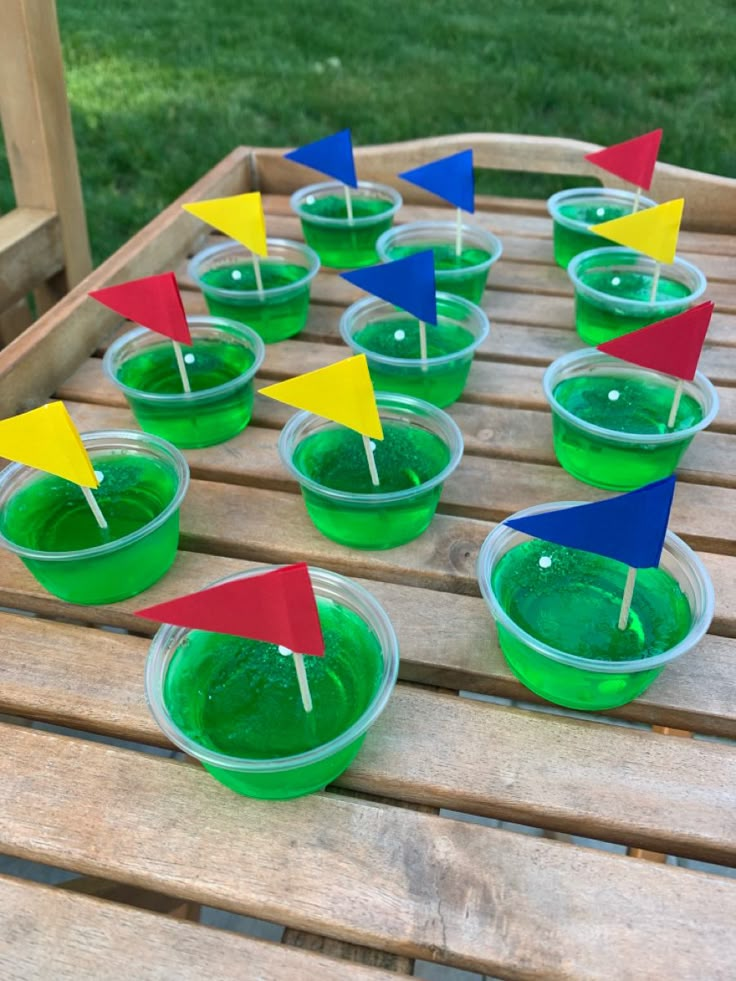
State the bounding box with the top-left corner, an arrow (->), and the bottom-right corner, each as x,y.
597,301 -> 714,381
89,272 -> 191,345
134,563 -> 324,656
585,129 -> 663,190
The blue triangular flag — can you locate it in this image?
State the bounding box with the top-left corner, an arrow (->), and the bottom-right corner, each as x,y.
504,476 -> 676,569
284,129 -> 357,188
340,252 -> 437,325
399,149 -> 475,213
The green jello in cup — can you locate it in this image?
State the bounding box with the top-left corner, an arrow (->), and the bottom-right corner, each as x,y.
477,508 -> 714,711
145,566 -> 399,799
0,431 -> 189,604
376,221 -> 502,303
104,317 -> 265,449
567,247 -> 707,346
188,239 -> 319,344
290,180 -> 402,268
340,293 -> 489,408
543,349 -> 719,491
547,187 -> 656,269
279,393 -> 463,549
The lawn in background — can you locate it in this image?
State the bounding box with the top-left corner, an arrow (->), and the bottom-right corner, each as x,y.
2,0 -> 735,262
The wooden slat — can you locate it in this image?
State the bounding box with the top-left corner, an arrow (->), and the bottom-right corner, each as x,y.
0,207 -> 63,311
0,874 -> 397,981
3,724 -> 736,979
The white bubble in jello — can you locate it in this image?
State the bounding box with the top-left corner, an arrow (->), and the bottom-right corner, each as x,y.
611,276 -> 621,287
94,470 -> 104,482
596,207 -> 605,218
278,645 -> 292,656
539,555 -> 552,569
184,353 -> 195,364
394,329 -> 406,341
608,389 -> 621,402
231,269 -> 242,281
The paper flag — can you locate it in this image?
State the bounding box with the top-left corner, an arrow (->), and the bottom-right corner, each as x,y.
90,272 -> 191,345
341,252 -> 437,325
260,354 -> 383,440
182,192 -> 268,256
504,476 -> 676,569
135,563 -> 324,656
598,301 -> 714,381
590,199 -> 684,265
398,149 -> 475,213
0,402 -> 98,488
284,129 -> 357,188
585,129 -> 663,191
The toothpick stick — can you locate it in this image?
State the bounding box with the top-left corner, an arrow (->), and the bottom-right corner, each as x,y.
618,566 -> 637,630
172,342 -> 191,393
344,184 -> 354,225
419,320 -> 428,373
362,434 -> 380,487
81,485 -> 108,530
667,378 -> 684,429
648,263 -> 661,304
252,253 -> 265,298
292,652 -> 313,713
455,207 -> 463,257
632,186 -> 642,213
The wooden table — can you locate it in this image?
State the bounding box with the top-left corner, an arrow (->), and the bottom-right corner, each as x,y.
1,137 -> 736,980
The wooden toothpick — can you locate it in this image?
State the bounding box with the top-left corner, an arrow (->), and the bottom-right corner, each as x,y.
618,566 -> 637,630
667,379 -> 684,429
172,341 -> 192,394
81,485 -> 108,531
362,434 -> 380,487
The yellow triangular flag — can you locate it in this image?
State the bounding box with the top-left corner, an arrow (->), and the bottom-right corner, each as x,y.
260,355 -> 384,440
0,402 -> 98,487
590,199 -> 684,265
182,191 -> 268,256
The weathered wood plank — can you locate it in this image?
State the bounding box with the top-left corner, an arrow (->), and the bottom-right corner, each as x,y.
0,207 -> 63,311
0,874 -> 397,981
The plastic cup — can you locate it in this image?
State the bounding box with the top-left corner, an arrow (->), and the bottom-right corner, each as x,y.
188,238 -> 320,343
567,247 -> 707,346
547,187 -> 657,269
543,349 -> 719,491
104,316 -> 265,449
290,180 -> 402,268
0,430 -> 189,605
376,220 -> 503,303
278,392 -> 464,549
340,292 -> 489,408
478,505 -> 714,711
144,565 -> 399,799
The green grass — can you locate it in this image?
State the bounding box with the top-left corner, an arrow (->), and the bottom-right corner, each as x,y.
2,0 -> 735,262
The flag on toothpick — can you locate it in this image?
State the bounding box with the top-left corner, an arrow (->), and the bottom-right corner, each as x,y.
0,402 -> 98,487
182,191 -> 268,256
597,301 -> 714,380
341,252 -> 437,325
284,129 -> 358,187
90,272 -> 191,345
135,563 -> 325,656
590,198 -> 684,264
260,354 -> 383,440
585,129 -> 663,191
504,476 -> 676,569
398,149 -> 475,213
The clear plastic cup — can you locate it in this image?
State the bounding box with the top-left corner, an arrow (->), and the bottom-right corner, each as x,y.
547,187 -> 657,268
340,292 -> 489,408
376,220 -> 503,303
103,316 -> 265,449
278,392 -> 464,549
188,238 -> 320,343
477,504 -> 715,711
567,247 -> 707,346
543,349 -> 719,491
290,180 -> 402,268
144,565 -> 400,799
0,430 -> 189,604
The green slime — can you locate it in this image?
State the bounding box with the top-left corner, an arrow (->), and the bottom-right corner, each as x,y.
298,194 -> 395,268
490,539 -> 692,710
381,241 -> 493,303
163,595 -> 384,798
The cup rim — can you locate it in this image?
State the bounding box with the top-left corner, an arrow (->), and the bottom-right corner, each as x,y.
0,429 -> 190,561
339,292 -> 490,367
375,220 -> 503,277
144,564 -> 400,772
542,348 -> 720,444
567,247 -> 707,313
103,317 -> 266,404
290,180 -> 403,227
547,186 -> 657,231
277,391 -> 464,503
477,502 -> 715,674
187,238 -> 320,301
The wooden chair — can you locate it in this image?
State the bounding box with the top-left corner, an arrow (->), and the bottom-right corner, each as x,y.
0,0 -> 91,346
